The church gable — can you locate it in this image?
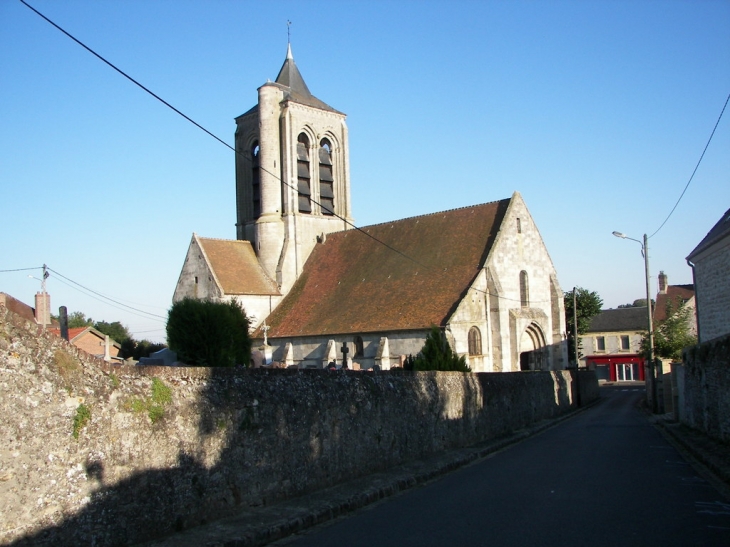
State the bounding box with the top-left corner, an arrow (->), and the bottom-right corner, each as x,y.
173,235 -> 279,303
197,237 -> 279,296
264,198 -> 511,338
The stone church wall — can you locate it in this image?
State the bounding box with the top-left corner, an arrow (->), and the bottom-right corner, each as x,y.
0,305 -> 597,546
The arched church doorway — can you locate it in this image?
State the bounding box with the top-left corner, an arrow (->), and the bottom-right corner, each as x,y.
519,322 -> 547,371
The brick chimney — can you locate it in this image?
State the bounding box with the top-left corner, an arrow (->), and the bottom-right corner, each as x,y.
658,271 -> 668,294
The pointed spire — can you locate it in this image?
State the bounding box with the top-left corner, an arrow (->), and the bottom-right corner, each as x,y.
275,44 -> 312,97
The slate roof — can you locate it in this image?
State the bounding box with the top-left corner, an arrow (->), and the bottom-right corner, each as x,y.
654,284 -> 695,323
274,45 -> 341,113
197,236 -> 280,296
237,46 -> 342,118
265,198 -> 511,338
687,207 -> 730,260
586,307 -> 648,333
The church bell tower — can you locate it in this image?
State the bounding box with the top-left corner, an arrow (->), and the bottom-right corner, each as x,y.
234,45 -> 353,295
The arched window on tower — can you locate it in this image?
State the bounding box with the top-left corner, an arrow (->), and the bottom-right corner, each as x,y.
319,139 -> 335,216
520,270 -> 529,307
297,133 -> 311,214
468,327 -> 482,356
251,142 -> 261,219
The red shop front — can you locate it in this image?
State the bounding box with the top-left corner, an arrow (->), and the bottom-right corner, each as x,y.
585,355 -> 645,382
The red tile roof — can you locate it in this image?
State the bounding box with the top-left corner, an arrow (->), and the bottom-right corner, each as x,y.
198,237 -> 280,296
654,285 -> 694,323
265,198 -> 511,338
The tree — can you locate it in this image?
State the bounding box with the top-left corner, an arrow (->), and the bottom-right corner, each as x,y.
405,326 -> 471,372
166,298 -> 252,367
67,311 -> 93,328
94,320 -> 131,344
564,287 -> 603,363
641,301 -> 697,361
617,298 -> 655,309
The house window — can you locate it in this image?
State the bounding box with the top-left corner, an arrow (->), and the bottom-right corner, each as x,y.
297,133 -> 311,213
468,327 -> 482,356
251,142 -> 261,219
620,335 -> 630,351
519,270 -> 529,307
319,139 -> 335,216
596,336 -> 606,351
354,335 -> 364,358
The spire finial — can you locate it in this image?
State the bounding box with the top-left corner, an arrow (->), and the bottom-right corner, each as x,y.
286,20 -> 293,59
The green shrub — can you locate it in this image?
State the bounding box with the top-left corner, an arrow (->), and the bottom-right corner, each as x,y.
409,326 -> 471,372
72,404 -> 91,439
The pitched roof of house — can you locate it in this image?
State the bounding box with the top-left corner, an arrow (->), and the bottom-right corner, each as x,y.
586,307 -> 648,333
47,326 -> 122,349
0,292 -> 36,322
654,284 -> 695,323
687,207 -> 730,260
265,197 -> 512,338
197,236 -> 280,296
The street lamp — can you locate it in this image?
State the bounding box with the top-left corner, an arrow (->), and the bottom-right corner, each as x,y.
612,231 -> 657,412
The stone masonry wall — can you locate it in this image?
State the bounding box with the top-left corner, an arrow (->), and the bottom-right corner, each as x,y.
693,241 -> 730,343
0,305 -> 597,546
682,334 -> 730,443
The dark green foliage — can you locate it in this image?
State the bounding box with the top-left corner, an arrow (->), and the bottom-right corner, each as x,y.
94,320 -> 131,344
564,287 -> 603,362
618,298 -> 655,309
409,326 -> 471,372
641,300 -> 697,361
166,298 -> 252,367
67,311 -> 94,328
120,338 -> 167,360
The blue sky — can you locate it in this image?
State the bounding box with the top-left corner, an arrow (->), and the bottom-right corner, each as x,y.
1,0 -> 728,344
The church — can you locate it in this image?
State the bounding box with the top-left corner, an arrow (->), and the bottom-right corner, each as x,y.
173,46 -> 568,372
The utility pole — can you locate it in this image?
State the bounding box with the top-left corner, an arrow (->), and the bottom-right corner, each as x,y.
572,287 -> 579,367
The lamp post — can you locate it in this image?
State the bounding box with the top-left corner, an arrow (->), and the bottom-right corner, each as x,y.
612,231 -> 657,412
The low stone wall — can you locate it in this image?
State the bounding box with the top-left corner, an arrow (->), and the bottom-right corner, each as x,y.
681,334 -> 730,443
0,306 -> 597,546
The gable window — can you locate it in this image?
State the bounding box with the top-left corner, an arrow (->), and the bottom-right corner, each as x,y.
251,142 -> 261,219
354,335 -> 364,358
319,139 -> 335,216
516,218 -> 522,234
620,335 -> 630,351
596,336 -> 606,351
468,327 -> 482,356
297,133 -> 311,213
519,270 -> 529,307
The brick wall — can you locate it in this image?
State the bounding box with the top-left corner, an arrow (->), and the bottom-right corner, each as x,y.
0,305 -> 597,546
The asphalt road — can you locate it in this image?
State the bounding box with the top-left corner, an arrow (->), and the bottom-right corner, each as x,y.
275,385 -> 730,547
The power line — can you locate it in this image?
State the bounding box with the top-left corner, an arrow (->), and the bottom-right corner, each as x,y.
21,1 -> 553,307
0,266 -> 44,273
649,90 -> 730,239
46,266 -> 167,320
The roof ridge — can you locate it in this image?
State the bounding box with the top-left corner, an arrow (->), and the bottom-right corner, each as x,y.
197,235 -> 249,244
355,198 -> 510,232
